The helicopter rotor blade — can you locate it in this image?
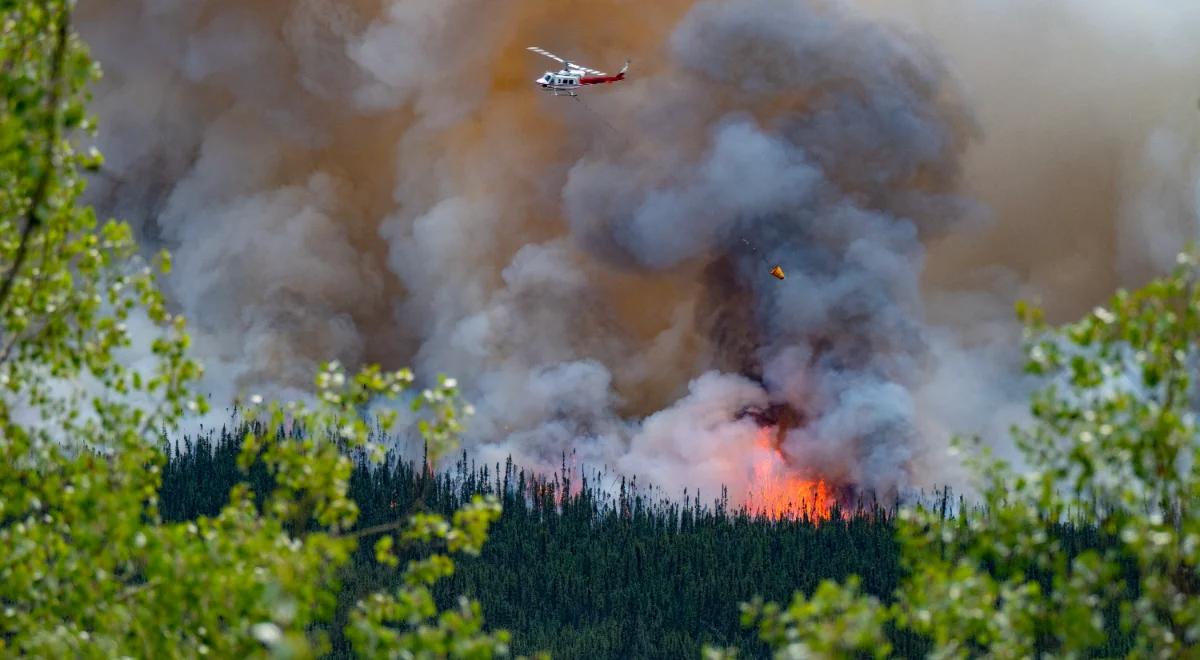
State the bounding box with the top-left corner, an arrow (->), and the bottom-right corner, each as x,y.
527,46 -> 566,65
529,46 -> 607,76
568,63 -> 607,76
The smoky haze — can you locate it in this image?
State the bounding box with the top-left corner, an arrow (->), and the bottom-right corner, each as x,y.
77,0 -> 1200,505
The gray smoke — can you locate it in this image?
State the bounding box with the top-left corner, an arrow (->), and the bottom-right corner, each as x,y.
76,0 -> 1200,506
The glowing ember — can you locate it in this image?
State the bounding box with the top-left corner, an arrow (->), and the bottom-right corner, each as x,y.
746,430 -> 833,521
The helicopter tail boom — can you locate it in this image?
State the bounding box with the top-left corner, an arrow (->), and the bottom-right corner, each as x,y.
579,61 -> 630,86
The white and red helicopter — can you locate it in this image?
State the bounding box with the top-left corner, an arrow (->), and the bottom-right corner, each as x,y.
528,46 -> 629,97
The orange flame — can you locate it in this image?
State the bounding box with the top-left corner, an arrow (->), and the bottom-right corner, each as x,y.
746,430 -> 833,521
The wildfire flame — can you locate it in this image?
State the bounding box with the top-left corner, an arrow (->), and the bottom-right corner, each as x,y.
746,430 -> 833,521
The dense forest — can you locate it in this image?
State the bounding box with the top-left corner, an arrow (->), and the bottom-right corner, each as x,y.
160,424 -> 1136,659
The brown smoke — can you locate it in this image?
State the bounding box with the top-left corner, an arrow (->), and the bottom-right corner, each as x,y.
854,0 -> 1200,320
77,0 -> 1200,504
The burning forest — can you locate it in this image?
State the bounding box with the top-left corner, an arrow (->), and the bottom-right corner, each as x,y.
75,0 -> 1200,514
8,0 -> 1200,656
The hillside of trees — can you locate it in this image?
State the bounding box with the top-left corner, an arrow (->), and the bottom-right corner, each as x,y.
160,425 -> 899,657
159,425 -> 1140,658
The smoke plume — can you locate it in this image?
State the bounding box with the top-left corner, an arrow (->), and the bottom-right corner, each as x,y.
76,0 -> 1200,505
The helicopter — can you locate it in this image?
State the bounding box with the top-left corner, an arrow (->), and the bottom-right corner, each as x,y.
528,46 -> 630,97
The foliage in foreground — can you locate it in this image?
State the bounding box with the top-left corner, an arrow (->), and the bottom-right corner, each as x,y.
0,3 -> 510,657
715,254 -> 1200,658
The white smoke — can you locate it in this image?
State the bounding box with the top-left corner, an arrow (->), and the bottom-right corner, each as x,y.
76,0 -> 1200,505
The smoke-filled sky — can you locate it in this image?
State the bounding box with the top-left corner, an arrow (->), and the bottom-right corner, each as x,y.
76,0 -> 1200,504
